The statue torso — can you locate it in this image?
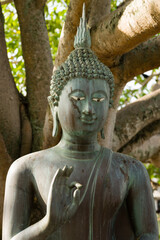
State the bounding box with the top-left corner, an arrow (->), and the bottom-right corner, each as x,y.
26,147 -> 136,240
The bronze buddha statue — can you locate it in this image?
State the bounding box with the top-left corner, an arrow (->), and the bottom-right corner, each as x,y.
2,4 -> 158,240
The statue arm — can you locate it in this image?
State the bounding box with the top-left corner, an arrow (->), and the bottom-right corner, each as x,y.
126,161 -> 159,240
2,159 -> 52,240
3,162 -> 81,240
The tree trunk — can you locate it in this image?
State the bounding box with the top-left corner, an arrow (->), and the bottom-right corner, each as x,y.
0,4 -> 21,160
99,78 -> 125,148
14,0 -> 53,152
0,134 -> 12,238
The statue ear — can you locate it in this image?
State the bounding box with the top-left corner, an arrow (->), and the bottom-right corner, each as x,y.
52,107 -> 59,137
48,97 -> 59,137
100,128 -> 105,139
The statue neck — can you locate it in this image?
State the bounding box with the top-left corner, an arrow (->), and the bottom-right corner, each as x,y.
57,131 -> 101,156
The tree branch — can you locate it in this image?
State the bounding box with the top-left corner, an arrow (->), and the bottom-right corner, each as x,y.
54,0 -> 87,68
55,0 -> 160,83
123,134 -> 160,165
119,120 -> 160,164
141,73 -> 160,89
54,0 -> 111,69
113,35 -> 160,82
91,0 -> 160,67
113,89 -> 160,151
0,5 -> 21,159
99,80 -> 125,148
87,0 -> 111,28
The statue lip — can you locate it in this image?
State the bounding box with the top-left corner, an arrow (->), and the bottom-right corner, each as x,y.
80,116 -> 97,124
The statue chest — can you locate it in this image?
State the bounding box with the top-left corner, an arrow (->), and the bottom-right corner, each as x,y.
33,155 -> 129,240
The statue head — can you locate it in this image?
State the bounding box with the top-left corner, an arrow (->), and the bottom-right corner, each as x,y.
48,4 -> 114,138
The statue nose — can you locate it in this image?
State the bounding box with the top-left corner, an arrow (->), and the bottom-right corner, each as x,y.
82,100 -> 95,115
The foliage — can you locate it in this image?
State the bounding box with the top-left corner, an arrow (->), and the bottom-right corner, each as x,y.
119,68 -> 160,109
2,3 -> 26,95
111,0 -> 124,11
144,163 -> 160,185
45,0 -> 69,60
2,0 -> 69,95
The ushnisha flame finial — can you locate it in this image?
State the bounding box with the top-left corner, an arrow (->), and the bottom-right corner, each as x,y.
48,3 -> 114,108
74,3 -> 91,49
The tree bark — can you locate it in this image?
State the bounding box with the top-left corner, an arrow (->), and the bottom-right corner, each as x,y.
14,0 -> 53,151
55,0 -> 160,78
54,0 -> 86,69
0,4 -> 21,159
87,0 -> 111,28
119,120 -> 160,162
113,89 -> 160,151
91,0 -> 160,67
150,149 -> 160,167
36,0 -> 47,9
122,134 -> 160,165
99,78 -> 125,148
20,104 -> 32,156
0,134 -> 12,238
114,35 -> 160,82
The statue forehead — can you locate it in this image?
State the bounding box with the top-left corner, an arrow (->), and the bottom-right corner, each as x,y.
61,77 -> 110,92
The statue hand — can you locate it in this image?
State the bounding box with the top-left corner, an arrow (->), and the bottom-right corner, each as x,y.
46,166 -> 82,231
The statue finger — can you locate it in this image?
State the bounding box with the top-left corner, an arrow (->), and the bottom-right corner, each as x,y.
64,188 -> 81,221
72,188 -> 81,208
69,181 -> 83,189
47,168 -> 63,206
67,166 -> 74,176
62,165 -> 68,174
56,168 -> 63,176
62,165 -> 73,177
50,168 -> 63,187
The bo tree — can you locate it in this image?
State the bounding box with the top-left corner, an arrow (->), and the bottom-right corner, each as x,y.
0,0 -> 160,237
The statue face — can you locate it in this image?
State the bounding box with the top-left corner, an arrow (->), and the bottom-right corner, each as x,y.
57,78 -> 110,137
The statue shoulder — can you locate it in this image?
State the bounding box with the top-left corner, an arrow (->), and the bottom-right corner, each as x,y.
7,147 -> 56,181
111,151 -> 144,169
110,151 -> 149,183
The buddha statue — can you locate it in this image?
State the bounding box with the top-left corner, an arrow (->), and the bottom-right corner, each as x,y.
2,4 -> 158,240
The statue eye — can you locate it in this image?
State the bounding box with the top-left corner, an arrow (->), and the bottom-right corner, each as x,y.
92,97 -> 105,102
71,96 -> 85,101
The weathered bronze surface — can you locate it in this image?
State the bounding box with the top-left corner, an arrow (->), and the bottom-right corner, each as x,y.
2,4 -> 158,240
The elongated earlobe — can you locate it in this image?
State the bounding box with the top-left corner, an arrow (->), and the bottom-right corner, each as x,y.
100,128 -> 105,139
48,96 -> 59,138
52,109 -> 59,137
